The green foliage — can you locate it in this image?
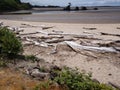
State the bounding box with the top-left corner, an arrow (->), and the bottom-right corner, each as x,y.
53,68 -> 114,90
0,27 -> 23,58
0,0 -> 32,12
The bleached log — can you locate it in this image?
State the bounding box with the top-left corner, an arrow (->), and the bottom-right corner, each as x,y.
64,41 -> 117,53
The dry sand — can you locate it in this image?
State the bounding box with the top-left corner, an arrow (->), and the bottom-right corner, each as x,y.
0,19 -> 120,86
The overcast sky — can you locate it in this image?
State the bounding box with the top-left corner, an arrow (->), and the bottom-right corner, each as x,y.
21,0 -> 120,6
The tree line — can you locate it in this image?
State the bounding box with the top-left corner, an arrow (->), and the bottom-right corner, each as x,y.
0,0 -> 32,12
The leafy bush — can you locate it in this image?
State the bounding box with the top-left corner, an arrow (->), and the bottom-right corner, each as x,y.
0,27 -> 23,58
53,68 -> 114,90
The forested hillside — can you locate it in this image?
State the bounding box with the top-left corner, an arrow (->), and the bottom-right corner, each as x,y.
0,0 -> 32,12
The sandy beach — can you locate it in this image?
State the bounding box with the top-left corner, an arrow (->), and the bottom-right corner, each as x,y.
0,19 -> 120,87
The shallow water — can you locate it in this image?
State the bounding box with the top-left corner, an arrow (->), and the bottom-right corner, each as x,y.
0,7 -> 120,23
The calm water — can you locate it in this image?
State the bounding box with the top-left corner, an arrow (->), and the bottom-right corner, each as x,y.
0,7 -> 120,23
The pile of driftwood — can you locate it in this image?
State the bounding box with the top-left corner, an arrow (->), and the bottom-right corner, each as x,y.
4,23 -> 119,54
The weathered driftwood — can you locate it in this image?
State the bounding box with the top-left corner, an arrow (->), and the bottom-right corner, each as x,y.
34,41 -> 48,47
19,32 -> 40,35
38,31 -> 101,40
46,39 -> 74,43
101,32 -> 120,37
64,41 -> 117,53
83,27 -> 97,30
108,82 -> 120,90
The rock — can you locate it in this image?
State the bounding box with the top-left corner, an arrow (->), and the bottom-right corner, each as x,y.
30,69 -> 50,80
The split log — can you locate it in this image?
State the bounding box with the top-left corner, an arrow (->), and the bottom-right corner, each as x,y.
64,41 -> 117,53
101,32 -> 120,37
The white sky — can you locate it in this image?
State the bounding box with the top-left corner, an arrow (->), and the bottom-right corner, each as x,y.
21,0 -> 120,6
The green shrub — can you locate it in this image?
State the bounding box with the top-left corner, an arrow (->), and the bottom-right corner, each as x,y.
0,27 -> 23,58
53,68 -> 115,90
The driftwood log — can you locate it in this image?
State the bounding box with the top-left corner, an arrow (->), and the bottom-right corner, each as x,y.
64,41 -> 117,53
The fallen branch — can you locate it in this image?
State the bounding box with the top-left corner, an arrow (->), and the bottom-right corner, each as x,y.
64,41 -> 117,53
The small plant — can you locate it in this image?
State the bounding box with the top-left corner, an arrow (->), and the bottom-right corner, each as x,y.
0,26 -> 23,59
53,68 -> 115,90
25,55 -> 37,62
